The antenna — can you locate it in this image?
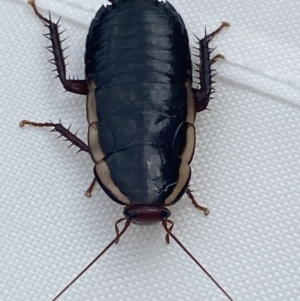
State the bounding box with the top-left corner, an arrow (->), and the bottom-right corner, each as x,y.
51,217 -> 234,301
162,219 -> 234,301
51,218 -> 131,301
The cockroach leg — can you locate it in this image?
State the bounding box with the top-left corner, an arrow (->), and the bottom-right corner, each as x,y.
164,219 -> 174,244
28,0 -> 88,95
192,22 -> 230,112
210,53 -> 225,64
19,120 -> 90,153
186,188 -> 209,215
85,178 -> 97,197
206,22 -> 230,41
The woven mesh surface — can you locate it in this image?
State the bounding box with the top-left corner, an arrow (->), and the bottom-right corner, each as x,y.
1,0 -> 300,300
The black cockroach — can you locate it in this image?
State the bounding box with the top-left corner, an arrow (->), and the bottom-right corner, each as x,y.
20,0 -> 232,300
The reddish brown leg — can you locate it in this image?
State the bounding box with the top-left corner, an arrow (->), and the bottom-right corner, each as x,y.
19,120 -> 90,153
164,219 -> 174,244
193,22 -> 230,112
206,22 -> 230,41
28,0 -> 88,95
186,188 -> 209,216
85,178 -> 96,197
210,53 -> 225,64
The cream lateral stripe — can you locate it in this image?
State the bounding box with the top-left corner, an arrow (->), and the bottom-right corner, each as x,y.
164,160 -> 191,205
88,80 -> 96,91
181,124 -> 196,164
88,122 -> 106,163
95,160 -> 131,205
185,75 -> 196,124
86,88 -> 99,124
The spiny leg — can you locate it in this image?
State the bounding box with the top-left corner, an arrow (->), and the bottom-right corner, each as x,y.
28,0 -> 88,95
186,188 -> 209,216
20,120 -> 100,196
20,119 -> 90,153
193,22 -> 230,112
19,119 -> 98,195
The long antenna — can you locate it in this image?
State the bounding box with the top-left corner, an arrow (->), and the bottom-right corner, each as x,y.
52,218 -> 131,301
162,220 -> 234,301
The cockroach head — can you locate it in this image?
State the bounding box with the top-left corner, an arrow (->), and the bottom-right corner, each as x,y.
123,204 -> 171,225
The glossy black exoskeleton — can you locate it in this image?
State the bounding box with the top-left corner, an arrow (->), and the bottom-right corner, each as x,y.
20,1 -> 233,300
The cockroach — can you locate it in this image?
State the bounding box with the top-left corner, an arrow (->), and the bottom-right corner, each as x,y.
20,0 -> 232,300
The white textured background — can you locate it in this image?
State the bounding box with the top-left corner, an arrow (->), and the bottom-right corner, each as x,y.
1,0 -> 300,301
